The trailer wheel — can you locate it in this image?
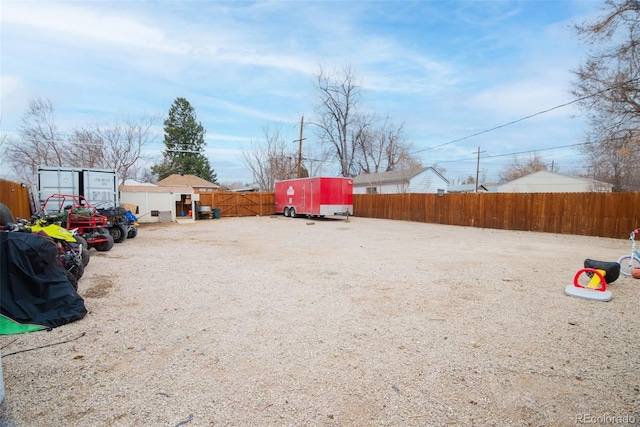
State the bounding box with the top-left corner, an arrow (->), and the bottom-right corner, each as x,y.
283,207 -> 289,217
289,207 -> 296,218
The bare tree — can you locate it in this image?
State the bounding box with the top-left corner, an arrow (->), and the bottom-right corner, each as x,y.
3,98 -> 158,185
0,118 -> 6,150
313,65 -> 361,177
354,118 -> 421,174
379,119 -> 419,172
67,115 -> 157,185
499,152 -> 548,183
240,123 -> 298,191
3,98 -> 68,182
576,132 -> 638,191
313,66 -> 419,177
67,127 -> 106,168
571,0 -> 640,190
132,165 -> 158,184
92,115 -> 158,186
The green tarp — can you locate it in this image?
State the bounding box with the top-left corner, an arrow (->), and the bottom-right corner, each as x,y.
0,315 -> 46,335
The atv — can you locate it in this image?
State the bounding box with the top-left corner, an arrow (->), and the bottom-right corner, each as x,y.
40,194 -> 114,252
96,204 -> 129,243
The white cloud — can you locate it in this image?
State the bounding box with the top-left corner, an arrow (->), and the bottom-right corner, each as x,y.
467,79 -> 576,120
2,2 -> 177,53
0,74 -> 28,117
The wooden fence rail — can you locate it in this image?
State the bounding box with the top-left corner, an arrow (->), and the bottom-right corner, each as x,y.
353,192 -> 640,239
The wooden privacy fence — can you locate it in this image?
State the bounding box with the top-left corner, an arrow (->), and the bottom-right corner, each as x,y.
3,178 -> 638,238
353,192 -> 640,239
0,179 -> 32,220
198,191 -> 275,217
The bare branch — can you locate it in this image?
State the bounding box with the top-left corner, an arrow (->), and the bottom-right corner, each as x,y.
239,123 -> 297,191
571,0 -> 640,191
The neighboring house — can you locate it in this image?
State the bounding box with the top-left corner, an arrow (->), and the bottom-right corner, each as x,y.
119,183 -> 198,224
497,171 -> 613,193
156,174 -> 220,194
447,183 -> 490,194
230,185 -> 260,192
123,179 -> 156,186
353,167 -> 450,194
119,174 -> 220,223
119,176 -> 200,224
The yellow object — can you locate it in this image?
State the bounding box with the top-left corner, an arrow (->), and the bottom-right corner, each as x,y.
588,269 -> 606,289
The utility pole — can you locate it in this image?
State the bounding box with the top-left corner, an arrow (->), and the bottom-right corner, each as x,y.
295,115 -> 306,178
474,146 -> 486,193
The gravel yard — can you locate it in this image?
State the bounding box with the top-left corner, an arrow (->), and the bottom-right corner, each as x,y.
1,216 -> 639,426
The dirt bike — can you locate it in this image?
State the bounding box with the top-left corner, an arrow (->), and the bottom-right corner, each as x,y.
29,217 -> 90,267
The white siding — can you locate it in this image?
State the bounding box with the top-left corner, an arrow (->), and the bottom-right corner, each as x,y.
353,182 -> 409,194
120,191 -> 176,223
353,167 -> 449,194
497,171 -> 612,193
406,169 -> 448,193
353,186 -> 368,195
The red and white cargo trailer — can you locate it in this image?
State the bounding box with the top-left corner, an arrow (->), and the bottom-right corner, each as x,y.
275,177 -> 353,218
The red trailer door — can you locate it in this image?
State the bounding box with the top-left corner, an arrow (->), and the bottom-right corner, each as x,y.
303,180 -> 313,214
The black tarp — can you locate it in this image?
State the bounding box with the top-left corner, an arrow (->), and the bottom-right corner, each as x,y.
0,232 -> 87,330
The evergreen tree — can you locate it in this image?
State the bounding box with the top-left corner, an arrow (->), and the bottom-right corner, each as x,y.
152,97 -> 218,183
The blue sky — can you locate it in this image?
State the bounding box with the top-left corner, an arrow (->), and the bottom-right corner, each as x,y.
0,0 -> 604,184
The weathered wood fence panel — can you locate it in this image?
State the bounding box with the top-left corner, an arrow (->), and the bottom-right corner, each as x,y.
198,192 -> 275,217
0,179 -> 31,220
353,192 -> 640,238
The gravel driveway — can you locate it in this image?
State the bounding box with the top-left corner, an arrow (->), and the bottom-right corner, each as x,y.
1,216 -> 639,426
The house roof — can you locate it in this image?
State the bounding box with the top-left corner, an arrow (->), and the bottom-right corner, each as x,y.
119,184 -> 195,193
230,186 -> 260,192
156,174 -> 219,188
353,167 -> 448,186
123,179 -> 157,186
500,170 -> 613,189
447,183 -> 489,193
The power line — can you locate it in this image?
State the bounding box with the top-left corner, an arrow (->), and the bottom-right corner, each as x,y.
411,77 -> 639,155
483,143 -> 589,159
436,142 -> 588,164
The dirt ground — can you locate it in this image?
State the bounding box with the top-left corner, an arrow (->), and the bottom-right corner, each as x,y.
0,216 -> 639,426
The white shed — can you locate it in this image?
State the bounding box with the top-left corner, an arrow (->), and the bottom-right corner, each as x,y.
353,167 -> 449,194
119,184 -> 198,223
497,171 -> 613,193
